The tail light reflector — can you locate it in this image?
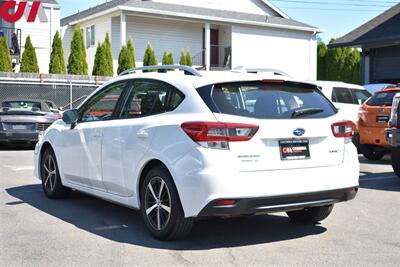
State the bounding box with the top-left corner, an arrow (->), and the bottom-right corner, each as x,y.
332,121 -> 355,138
181,121 -> 259,150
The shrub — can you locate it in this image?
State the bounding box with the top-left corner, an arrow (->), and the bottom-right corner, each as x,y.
67,26 -> 88,75
117,45 -> 128,75
118,38 -> 136,75
167,50 -> 174,65
92,42 -> 105,76
126,38 -> 136,69
20,35 -> 39,73
179,49 -> 186,66
185,50 -> 192,67
0,37 -> 12,72
162,50 -> 169,65
143,42 -> 158,72
49,31 -> 66,74
102,33 -> 114,76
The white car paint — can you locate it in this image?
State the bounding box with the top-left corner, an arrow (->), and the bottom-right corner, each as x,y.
309,81 -> 371,125
34,71 -> 359,218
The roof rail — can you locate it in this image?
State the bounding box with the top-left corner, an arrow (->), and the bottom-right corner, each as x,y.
119,65 -> 203,77
231,66 -> 292,78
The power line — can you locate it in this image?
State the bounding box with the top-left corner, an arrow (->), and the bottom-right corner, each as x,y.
318,0 -> 398,3
277,6 -> 390,12
269,0 -> 395,7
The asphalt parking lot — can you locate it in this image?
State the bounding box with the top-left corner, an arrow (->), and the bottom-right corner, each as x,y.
0,148 -> 399,266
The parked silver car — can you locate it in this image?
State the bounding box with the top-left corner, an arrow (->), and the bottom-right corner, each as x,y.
0,99 -> 60,146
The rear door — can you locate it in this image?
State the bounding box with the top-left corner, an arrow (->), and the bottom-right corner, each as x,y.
101,79 -> 183,196
202,81 -> 345,172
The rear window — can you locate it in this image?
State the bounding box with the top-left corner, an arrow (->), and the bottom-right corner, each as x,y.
197,81 -> 337,119
2,101 -> 42,110
366,91 -> 398,106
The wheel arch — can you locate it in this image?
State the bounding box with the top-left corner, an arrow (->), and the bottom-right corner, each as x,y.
39,142 -> 54,168
137,159 -> 179,208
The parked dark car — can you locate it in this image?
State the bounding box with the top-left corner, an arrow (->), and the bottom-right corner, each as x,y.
0,99 -> 60,146
385,93 -> 400,179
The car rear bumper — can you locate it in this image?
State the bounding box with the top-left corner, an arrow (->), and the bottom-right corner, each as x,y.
0,131 -> 39,143
174,143 -> 360,218
358,125 -> 390,147
198,188 -> 358,217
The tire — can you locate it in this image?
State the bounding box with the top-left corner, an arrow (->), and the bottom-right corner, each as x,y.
361,145 -> 385,161
140,166 -> 193,240
286,205 -> 333,224
391,147 -> 400,178
40,147 -> 71,199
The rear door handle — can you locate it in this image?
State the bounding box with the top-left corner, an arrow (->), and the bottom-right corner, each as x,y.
136,129 -> 149,139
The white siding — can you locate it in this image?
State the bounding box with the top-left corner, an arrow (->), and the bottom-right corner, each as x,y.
231,25 -> 317,80
15,7 -> 60,73
111,16 -> 121,73
80,16 -> 112,75
125,16 -> 203,66
152,0 -> 280,16
61,25 -> 73,70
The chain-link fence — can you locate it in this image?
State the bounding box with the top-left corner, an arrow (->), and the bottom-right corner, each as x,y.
0,81 -> 99,109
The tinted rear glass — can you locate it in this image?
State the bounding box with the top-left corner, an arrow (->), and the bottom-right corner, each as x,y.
198,82 -> 337,119
2,101 -> 42,110
366,91 -> 398,106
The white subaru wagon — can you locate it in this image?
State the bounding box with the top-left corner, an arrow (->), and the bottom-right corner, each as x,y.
34,66 -> 359,240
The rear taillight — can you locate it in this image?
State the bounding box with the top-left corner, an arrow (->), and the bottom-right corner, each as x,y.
181,121 -> 259,150
331,121 -> 355,138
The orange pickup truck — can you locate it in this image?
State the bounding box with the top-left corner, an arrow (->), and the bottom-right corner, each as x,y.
358,88 -> 400,160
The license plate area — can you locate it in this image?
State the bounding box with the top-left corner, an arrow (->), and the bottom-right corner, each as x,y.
279,139 -> 310,160
376,115 -> 389,123
12,124 -> 28,130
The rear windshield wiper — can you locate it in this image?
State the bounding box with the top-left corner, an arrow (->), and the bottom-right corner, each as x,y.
291,108 -> 324,118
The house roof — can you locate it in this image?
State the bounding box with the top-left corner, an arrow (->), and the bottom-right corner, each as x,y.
42,0 -> 59,4
330,3 -> 400,48
61,0 -> 321,32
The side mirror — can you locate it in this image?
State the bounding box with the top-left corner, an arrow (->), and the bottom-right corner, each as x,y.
62,109 -> 79,128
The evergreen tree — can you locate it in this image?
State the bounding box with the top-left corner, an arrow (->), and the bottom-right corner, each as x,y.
0,36 -> 12,72
92,42 -> 104,76
326,39 -> 344,81
317,42 -> 327,80
20,35 -> 39,73
185,50 -> 192,67
167,50 -> 174,65
117,45 -> 129,75
126,38 -> 136,69
352,49 -> 362,85
67,26 -> 88,75
162,50 -> 169,65
103,33 -> 114,76
143,42 -> 158,72
179,49 -> 187,66
49,31 -> 66,74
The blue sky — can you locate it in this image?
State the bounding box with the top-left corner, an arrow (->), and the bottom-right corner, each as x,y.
58,0 -> 397,43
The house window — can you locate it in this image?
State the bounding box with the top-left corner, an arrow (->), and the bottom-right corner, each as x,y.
86,25 -> 95,48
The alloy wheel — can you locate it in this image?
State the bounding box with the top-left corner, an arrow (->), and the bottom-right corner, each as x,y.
42,154 -> 57,192
144,176 -> 172,231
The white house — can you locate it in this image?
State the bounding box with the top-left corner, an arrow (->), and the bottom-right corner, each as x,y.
61,0 -> 322,79
0,0 -> 61,73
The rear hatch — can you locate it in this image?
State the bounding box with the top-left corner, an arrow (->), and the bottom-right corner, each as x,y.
360,91 -> 398,127
0,108 -> 55,131
196,80 -> 348,171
